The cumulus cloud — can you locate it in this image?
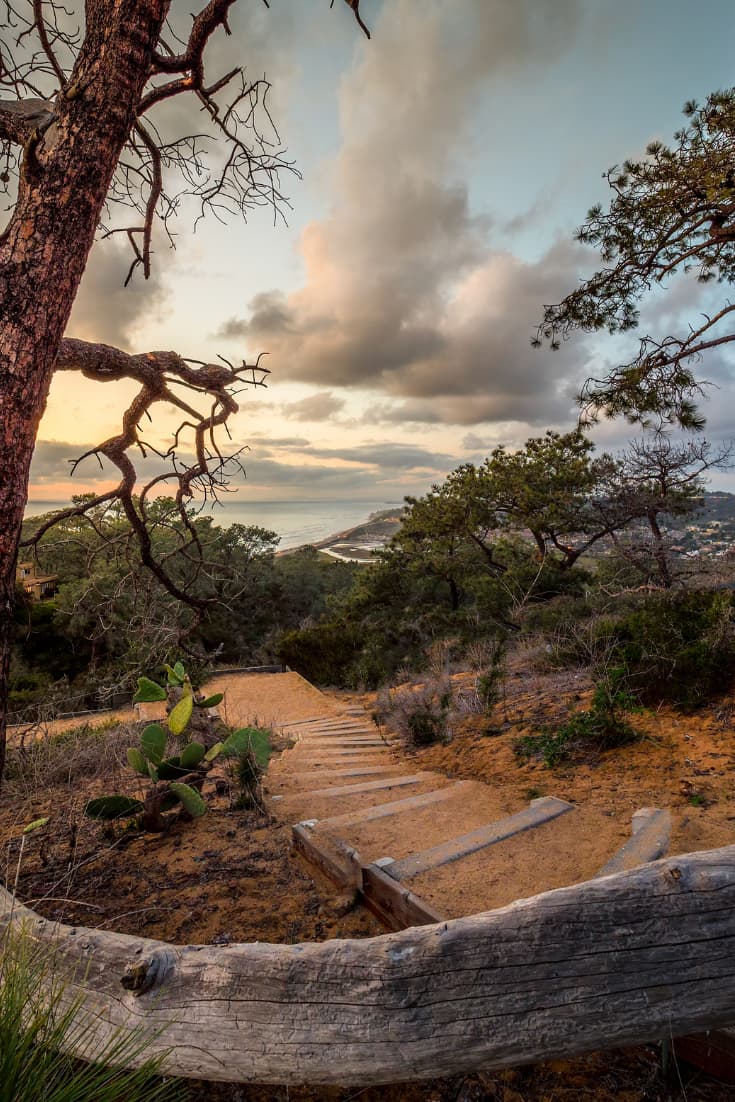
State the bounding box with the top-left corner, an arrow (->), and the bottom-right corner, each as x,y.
218,0 -> 587,427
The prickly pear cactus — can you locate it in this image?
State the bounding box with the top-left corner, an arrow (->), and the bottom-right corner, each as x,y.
85,660 -> 226,832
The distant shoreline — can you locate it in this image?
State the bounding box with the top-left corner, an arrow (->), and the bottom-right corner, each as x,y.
25,499 -> 405,559
276,508 -> 404,559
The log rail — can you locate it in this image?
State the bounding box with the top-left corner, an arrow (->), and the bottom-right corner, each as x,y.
2,847 -> 735,1086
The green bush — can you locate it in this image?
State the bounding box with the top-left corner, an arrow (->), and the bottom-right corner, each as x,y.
516,668 -> 639,767
276,620 -> 364,685
614,590 -> 735,708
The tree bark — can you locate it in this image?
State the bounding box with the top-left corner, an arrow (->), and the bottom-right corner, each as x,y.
646,509 -> 673,588
0,1 -> 171,783
2,846 -> 735,1085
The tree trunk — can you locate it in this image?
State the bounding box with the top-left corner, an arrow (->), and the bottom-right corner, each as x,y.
0,1 -> 171,785
2,846 -> 735,1085
646,509 -> 673,588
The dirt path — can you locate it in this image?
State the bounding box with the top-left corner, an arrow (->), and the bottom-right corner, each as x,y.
199,673 -> 643,921
11,669 -> 733,925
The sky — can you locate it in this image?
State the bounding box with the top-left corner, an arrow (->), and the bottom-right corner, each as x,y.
28,0 -> 735,506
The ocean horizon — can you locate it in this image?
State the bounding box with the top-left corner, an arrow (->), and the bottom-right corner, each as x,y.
24,498 -> 402,551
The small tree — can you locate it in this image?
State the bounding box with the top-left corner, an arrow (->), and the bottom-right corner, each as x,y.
386,430 -> 635,591
611,435 -> 733,587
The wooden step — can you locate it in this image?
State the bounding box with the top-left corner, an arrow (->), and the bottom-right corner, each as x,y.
597,808 -> 672,877
305,738 -> 388,748
284,773 -> 431,799
297,728 -> 377,739
315,781 -> 472,831
273,766 -> 401,785
288,749 -> 390,758
383,796 -> 575,881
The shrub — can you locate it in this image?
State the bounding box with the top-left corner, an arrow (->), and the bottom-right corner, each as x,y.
516,667 -> 639,767
276,620 -> 364,685
5,721 -> 128,799
473,639 -> 506,714
226,726 -> 270,810
376,677 -> 453,749
613,590 -> 735,708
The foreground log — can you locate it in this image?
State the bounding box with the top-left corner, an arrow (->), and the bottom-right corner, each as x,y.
2,847 -> 735,1086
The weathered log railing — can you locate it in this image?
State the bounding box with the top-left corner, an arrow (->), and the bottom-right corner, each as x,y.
2,847 -> 735,1086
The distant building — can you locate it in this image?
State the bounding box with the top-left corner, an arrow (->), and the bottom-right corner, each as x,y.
16,561 -> 58,600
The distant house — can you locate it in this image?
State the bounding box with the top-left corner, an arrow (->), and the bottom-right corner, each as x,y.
16,561 -> 58,600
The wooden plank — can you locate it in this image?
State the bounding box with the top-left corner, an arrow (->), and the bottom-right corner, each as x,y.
674,1028 -> 735,1084
286,721 -> 375,733
597,808 -> 672,878
275,766 -> 400,784
299,729 -> 378,739
299,720 -> 375,729
305,738 -> 389,748
290,754 -> 388,767
287,773 -> 431,799
385,796 -> 575,881
279,715 -> 341,728
361,862 -> 445,932
291,750 -> 387,760
3,848 -> 735,1085
291,824 -> 362,890
317,781 -> 472,830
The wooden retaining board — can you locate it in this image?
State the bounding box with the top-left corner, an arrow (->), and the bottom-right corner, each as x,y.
290,750 -> 387,761
597,808 -> 672,878
289,754 -> 389,767
385,796 -> 575,881
316,781 -> 471,831
361,862 -> 445,931
292,823 -> 361,889
304,739 -> 388,748
275,766 -> 402,784
287,773 -> 431,799
287,721 -> 376,733
298,729 -> 379,740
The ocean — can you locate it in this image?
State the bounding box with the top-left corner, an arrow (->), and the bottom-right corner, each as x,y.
23,498 -> 402,551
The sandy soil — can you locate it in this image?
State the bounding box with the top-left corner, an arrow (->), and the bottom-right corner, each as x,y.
206,669 -> 340,728
3,790 -> 381,943
1,672 -> 382,944
346,663 -> 735,917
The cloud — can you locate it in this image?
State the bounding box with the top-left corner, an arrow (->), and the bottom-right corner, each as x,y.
29,434 -> 460,502
65,238 -> 168,349
281,392 -> 346,421
28,440 -> 96,485
218,0 -> 586,427
308,441 -> 455,472
462,432 -> 491,451
247,434 -> 312,449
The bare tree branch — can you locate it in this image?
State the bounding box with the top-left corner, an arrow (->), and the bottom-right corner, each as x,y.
19,337 -> 269,611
